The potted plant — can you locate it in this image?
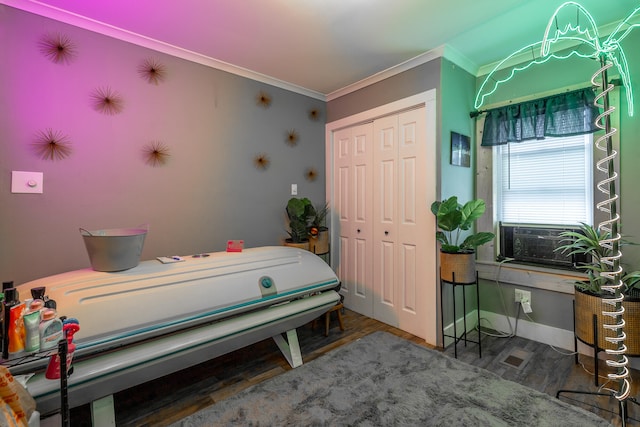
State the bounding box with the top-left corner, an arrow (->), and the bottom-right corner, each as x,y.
431,196 -> 495,283
309,201 -> 329,255
557,222 -> 640,355
285,197 -> 314,250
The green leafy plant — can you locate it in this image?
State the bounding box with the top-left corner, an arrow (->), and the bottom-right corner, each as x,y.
430,196 -> 495,254
309,201 -> 329,232
286,197 -> 314,243
556,222 -> 640,297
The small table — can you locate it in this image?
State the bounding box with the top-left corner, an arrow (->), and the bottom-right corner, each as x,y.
440,272 -> 481,359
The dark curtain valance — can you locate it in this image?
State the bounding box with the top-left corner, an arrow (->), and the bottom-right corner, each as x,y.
481,88 -> 601,146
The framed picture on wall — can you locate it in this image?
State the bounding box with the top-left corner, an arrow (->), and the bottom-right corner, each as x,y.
450,131 -> 470,167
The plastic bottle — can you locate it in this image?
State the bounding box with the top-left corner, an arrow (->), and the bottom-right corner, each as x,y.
2,288 -> 16,359
4,288 -> 25,355
45,322 -> 80,379
0,281 -> 13,355
39,309 -> 63,351
7,303 -> 25,355
23,301 -> 43,353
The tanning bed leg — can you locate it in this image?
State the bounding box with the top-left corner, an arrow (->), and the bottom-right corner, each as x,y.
272,329 -> 302,368
91,394 -> 116,427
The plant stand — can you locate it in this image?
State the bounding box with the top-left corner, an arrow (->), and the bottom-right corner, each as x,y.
556,301 -> 640,426
440,271 -> 481,359
311,239 -> 330,265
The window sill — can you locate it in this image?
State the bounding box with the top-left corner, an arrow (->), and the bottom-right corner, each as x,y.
476,260 -> 584,294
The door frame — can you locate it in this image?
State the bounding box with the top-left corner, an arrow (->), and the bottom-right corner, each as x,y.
325,90 -> 438,345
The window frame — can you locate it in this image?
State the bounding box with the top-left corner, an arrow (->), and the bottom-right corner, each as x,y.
475,86 -> 620,272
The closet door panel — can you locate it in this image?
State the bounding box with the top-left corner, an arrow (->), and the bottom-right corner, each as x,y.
334,124 -> 373,317
396,107 -> 429,339
373,115 -> 399,326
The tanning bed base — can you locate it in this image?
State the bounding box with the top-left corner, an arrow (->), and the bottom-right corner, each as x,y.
29,290 -> 339,419
11,246 -> 340,421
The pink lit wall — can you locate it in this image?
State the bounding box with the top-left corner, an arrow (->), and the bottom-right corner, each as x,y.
0,5 -> 327,284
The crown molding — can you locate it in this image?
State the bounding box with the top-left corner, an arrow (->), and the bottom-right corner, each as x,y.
442,45 -> 478,76
3,0 -> 327,100
327,47 -> 447,101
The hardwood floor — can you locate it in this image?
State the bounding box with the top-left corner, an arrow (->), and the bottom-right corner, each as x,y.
69,309 -> 639,426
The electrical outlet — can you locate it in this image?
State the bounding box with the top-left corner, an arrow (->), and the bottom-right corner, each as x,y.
515,289 -> 531,303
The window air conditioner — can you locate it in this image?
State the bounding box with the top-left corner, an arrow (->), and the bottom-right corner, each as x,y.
499,223 -> 588,269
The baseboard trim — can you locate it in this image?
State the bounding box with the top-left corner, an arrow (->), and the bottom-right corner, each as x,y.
480,310 -> 575,351
442,309 -> 573,351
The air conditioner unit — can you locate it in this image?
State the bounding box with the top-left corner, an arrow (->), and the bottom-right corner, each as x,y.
499,223 -> 588,269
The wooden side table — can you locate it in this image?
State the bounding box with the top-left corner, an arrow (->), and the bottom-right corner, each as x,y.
313,302 -> 345,336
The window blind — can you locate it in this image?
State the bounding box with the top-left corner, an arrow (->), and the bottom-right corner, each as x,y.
496,134 -> 592,225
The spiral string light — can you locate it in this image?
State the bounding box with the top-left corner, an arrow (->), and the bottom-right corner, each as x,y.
591,59 -> 630,402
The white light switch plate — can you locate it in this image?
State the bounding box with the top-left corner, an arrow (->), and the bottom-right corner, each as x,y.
11,171 -> 43,194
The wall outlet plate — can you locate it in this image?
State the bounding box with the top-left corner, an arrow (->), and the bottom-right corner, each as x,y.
515,289 -> 531,303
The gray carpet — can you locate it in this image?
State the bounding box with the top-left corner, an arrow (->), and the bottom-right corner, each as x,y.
170,331 -> 612,426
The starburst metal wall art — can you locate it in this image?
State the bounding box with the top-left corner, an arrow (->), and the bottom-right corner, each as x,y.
91,86 -> 124,115
38,33 -> 77,64
32,128 -> 72,160
256,91 -> 272,108
285,129 -> 299,146
143,141 -> 170,167
138,57 -> 167,85
253,153 -> 271,170
308,108 -> 321,121
305,167 -> 318,182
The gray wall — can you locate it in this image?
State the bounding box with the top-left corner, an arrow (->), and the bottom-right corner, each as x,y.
327,58 -> 442,123
1,6 -> 326,284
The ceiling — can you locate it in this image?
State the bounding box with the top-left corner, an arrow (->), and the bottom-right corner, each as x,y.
6,0 -> 639,98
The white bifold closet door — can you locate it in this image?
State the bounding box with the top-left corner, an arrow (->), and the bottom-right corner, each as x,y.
334,123 -> 374,319
334,106 -> 430,340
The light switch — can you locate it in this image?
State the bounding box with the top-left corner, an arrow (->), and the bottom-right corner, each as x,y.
291,184 -> 298,195
11,171 -> 43,194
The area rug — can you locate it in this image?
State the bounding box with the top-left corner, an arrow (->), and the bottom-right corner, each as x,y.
170,331 -> 611,426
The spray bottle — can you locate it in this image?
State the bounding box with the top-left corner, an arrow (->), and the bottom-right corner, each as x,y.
45,321 -> 80,380
5,288 -> 25,355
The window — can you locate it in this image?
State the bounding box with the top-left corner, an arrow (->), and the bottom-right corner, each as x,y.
495,134 -> 593,226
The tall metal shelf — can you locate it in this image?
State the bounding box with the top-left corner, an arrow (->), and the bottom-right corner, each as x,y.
1,333 -> 70,426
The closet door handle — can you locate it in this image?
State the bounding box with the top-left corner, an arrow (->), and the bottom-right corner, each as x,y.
357,229 -> 361,233
385,231 -> 389,235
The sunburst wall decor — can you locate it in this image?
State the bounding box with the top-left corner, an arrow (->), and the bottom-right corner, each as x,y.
138,57 -> 167,85
91,86 -> 124,115
143,141 -> 170,167
305,167 -> 318,182
253,153 -> 271,170
308,108 -> 321,121
285,129 -> 299,146
32,128 -> 72,160
38,33 -> 77,64
256,91 -> 272,108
